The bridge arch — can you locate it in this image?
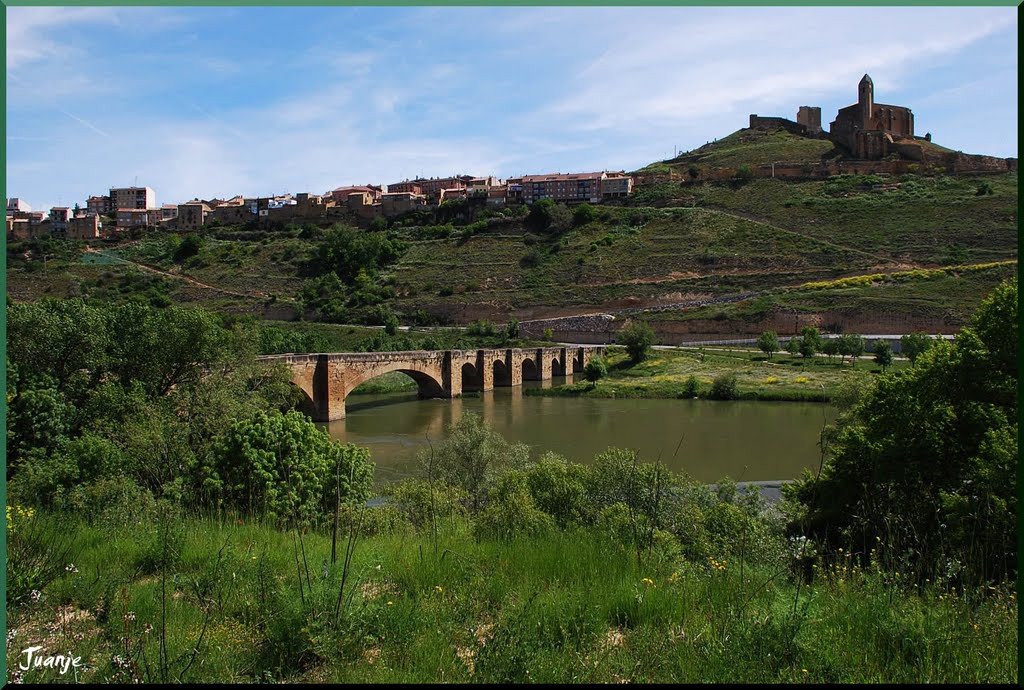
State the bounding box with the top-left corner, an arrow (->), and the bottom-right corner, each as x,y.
550,356 -> 565,377
522,357 -> 540,381
344,365 -> 446,401
493,359 -> 512,386
461,362 -> 483,392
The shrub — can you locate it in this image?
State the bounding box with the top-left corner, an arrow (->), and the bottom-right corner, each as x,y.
423,413 -> 529,513
383,479 -> 469,529
174,233 -> 203,262
682,375 -> 699,397
523,453 -> 594,527
466,319 -> 497,337
520,249 -> 542,268
204,410 -> 374,526
617,321 -> 655,363
734,164 -> 755,181
474,470 -> 554,541
709,372 -> 738,400
572,203 -> 596,226
788,279 -> 1018,584
583,358 -> 608,382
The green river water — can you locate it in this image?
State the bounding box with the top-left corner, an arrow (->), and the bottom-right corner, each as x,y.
322,378 -> 835,483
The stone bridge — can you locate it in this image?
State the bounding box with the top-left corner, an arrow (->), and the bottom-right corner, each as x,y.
258,347 -> 597,421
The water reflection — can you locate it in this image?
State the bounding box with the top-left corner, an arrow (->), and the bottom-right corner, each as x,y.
323,384 -> 834,484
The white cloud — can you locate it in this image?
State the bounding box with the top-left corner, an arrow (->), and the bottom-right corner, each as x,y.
544,7 -> 1016,133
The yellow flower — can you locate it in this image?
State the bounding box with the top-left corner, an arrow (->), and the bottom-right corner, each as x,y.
387,601 -> 394,607
802,669 -> 808,674
434,585 -> 443,594
641,577 -> 655,587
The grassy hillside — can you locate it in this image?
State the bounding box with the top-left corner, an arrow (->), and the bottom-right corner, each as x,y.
6,144 -> 1015,336
637,128 -> 836,174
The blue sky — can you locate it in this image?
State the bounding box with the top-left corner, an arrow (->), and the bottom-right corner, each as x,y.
6,6 -> 1018,211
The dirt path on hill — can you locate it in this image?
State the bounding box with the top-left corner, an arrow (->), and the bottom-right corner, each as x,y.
83,246 -> 271,301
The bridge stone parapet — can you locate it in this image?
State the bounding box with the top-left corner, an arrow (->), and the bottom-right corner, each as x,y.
259,346 -> 593,421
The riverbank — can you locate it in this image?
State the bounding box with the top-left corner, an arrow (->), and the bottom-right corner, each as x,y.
527,346 -> 900,402
8,512 -> 1014,684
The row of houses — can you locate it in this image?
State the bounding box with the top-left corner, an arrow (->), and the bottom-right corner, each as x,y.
7,170 -> 635,241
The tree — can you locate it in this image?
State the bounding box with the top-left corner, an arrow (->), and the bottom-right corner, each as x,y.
617,321 -> 655,363
504,318 -> 520,341
583,358 -> 608,383
786,337 -> 801,357
757,331 -> 780,360
525,199 -> 571,235
901,331 -> 933,364
425,413 -> 529,513
839,333 -> 865,364
821,338 -> 839,362
900,332 -> 935,366
174,233 -> 203,262
572,203 -> 596,226
798,326 -> 823,359
734,164 -> 755,181
873,340 -> 893,371
384,312 -> 400,336
687,165 -> 700,180
786,279 -> 1017,584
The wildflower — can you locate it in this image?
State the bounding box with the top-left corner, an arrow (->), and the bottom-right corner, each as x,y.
434,585 -> 443,594
65,563 -> 79,573
668,571 -> 680,583
237,519 -> 244,526
641,578 -> 655,587
6,628 -> 16,643
143,623 -> 154,635
251,556 -> 258,560
124,611 -> 136,622
387,601 -> 394,607
802,669 -> 808,674
30,590 -> 42,603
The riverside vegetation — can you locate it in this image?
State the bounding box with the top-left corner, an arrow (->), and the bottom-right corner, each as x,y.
4,280 -> 1017,683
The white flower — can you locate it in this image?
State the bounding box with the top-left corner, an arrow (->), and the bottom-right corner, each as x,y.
29,590 -> 42,603
65,563 -> 79,573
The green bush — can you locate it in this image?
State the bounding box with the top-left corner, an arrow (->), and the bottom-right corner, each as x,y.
617,321 -> 655,363
204,410 -> 374,526
475,470 -> 554,541
383,479 -> 469,529
523,452 -> 594,527
583,358 -> 608,382
709,372 -> 738,400
682,374 -> 699,397
423,413 -> 530,512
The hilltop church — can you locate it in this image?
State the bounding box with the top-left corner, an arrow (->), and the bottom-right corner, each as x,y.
828,74 -> 915,160
748,74 -> 922,161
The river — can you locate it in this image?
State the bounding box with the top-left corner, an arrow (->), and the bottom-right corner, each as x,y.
321,378 -> 835,484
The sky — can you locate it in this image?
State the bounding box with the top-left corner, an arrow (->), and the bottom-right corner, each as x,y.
5,5 -> 1018,211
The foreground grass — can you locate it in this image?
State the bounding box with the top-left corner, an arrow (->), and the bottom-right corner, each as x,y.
530,347 -> 900,402
7,513 -> 1015,684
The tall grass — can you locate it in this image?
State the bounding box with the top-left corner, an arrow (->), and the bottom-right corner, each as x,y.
7,512 -> 1016,684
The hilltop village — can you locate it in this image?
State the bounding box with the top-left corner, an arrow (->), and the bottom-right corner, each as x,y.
5,170 -> 634,241
6,74 -> 1016,243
